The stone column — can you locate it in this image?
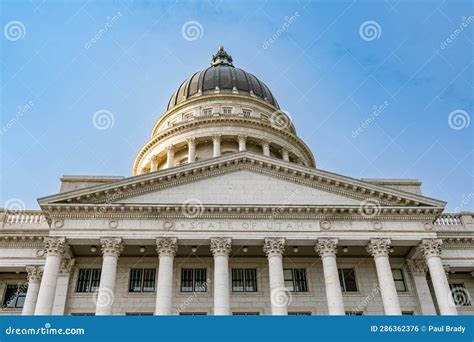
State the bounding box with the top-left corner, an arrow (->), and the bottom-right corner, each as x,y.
211,238 -> 231,315
155,238 -> 178,315
95,238 -> 123,316
367,239 -> 401,315
263,238 -> 288,315
166,145 -> 175,169
315,239 -> 345,315
420,239 -> 458,315
150,156 -> 158,172
262,140 -> 270,157
238,135 -> 246,151
407,259 -> 437,315
35,237 -> 68,315
23,266 -> 43,315
187,138 -> 196,163
212,134 -> 221,157
281,148 -> 289,162
52,258 -> 75,315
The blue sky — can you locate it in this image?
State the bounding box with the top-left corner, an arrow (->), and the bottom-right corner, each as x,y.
1,0 -> 472,211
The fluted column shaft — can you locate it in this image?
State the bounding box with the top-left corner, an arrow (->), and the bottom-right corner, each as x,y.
420,239 -> 457,315
211,238 -> 231,315
263,238 -> 288,315
238,135 -> 246,151
35,238 -> 67,315
407,259 -> 437,315
187,138 -> 196,163
23,266 -> 43,315
315,239 -> 345,315
95,238 -> 123,316
155,238 -> 178,315
367,239 -> 401,315
213,135 -> 221,157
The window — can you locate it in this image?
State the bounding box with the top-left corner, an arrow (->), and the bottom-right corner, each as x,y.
233,312 -> 260,315
392,269 -> 407,292
242,109 -> 251,117
182,112 -> 194,121
449,283 -> 471,306
71,313 -> 95,316
179,312 -> 207,315
338,269 -> 357,292
181,268 -> 207,292
129,268 -> 156,292
2,284 -> 27,308
203,108 -> 212,116
232,269 -> 257,292
76,268 -> 101,293
222,107 -> 232,114
283,269 -> 307,292
346,311 -> 363,316
402,311 -> 414,315
126,312 -> 153,316
288,312 -> 312,316
261,113 -> 269,121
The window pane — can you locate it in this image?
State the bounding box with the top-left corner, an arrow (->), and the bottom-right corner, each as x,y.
342,269 -> 357,292
129,269 -> 143,292
283,269 -> 293,281
90,269 -> 101,292
245,269 -> 257,292
294,269 -> 307,292
194,269 -> 207,292
449,283 -> 471,306
181,269 -> 193,292
76,269 -> 91,292
142,269 -> 156,292
3,285 -> 20,308
232,269 -> 244,292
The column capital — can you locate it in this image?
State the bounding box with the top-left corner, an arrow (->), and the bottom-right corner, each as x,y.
210,237 -> 232,256
237,134 -> 247,142
407,259 -> 427,276
280,147 -> 289,154
100,238 -> 123,257
263,238 -> 286,257
26,265 -> 43,283
156,237 -> 178,257
43,237 -> 68,257
420,238 -> 443,258
315,238 -> 339,257
261,139 -> 270,146
166,144 -> 175,152
186,137 -> 196,145
58,258 -> 75,276
367,238 -> 392,258
212,134 -> 221,142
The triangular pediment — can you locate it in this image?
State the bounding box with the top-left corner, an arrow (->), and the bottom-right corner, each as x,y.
38,152 -> 446,210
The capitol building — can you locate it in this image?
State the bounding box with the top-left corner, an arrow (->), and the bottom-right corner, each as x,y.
1,47 -> 473,316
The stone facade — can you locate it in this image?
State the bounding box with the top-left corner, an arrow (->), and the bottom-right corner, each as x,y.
0,47 -> 473,316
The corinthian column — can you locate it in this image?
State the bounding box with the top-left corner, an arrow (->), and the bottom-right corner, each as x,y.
187,137 -> 196,163
263,238 -> 288,315
35,237 -> 68,315
211,238 -> 231,315
367,239 -> 401,315
407,259 -> 436,315
420,239 -> 457,315
23,266 -> 43,315
212,134 -> 221,157
261,140 -> 270,156
166,145 -> 175,169
150,155 -> 159,172
53,258 -> 75,315
237,135 -> 246,151
155,238 -> 178,315
95,238 -> 123,315
315,239 -> 345,315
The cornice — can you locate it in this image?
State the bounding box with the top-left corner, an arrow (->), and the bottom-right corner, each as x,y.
0,235 -> 45,248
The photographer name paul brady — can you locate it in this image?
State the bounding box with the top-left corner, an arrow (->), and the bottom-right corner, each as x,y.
428,325 -> 466,334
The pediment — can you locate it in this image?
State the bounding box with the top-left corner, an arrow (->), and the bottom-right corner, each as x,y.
38,152 -> 446,211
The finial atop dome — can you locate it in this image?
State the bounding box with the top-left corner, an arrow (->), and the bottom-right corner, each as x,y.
211,46 -> 234,67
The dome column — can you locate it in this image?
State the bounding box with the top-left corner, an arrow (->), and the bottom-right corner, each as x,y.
212,134 -> 221,158
238,135 -> 246,151
166,145 -> 175,169
261,140 -> 270,157
187,138 -> 196,163
281,148 -> 289,162
150,155 -> 158,172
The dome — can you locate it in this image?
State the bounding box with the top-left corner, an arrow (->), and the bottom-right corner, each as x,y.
167,46 -> 279,111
